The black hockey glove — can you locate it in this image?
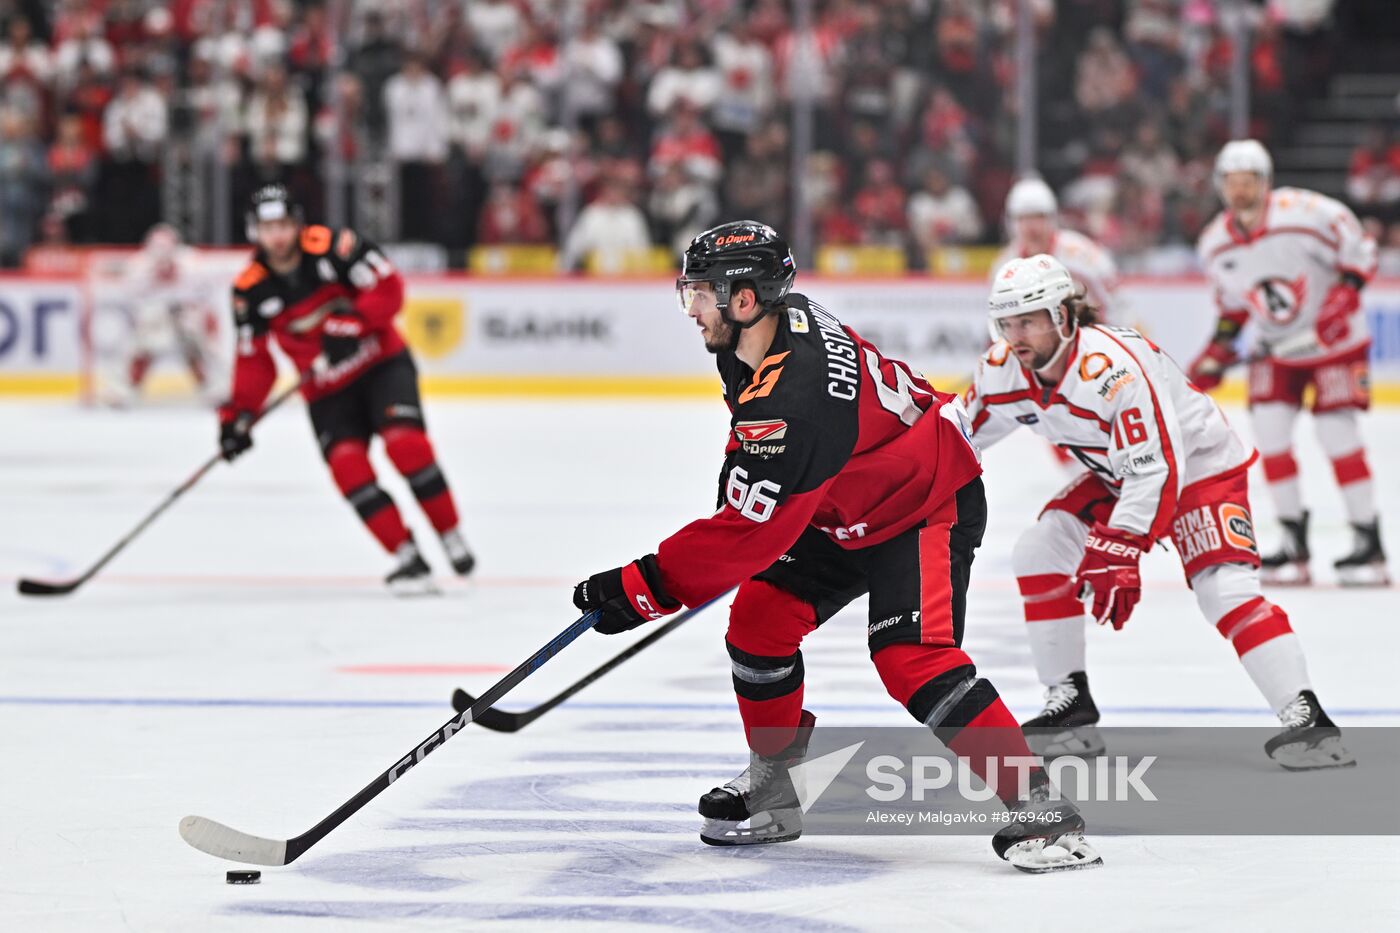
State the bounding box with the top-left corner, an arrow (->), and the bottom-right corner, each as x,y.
574,554 -> 681,634
219,411 -> 255,462
319,306 -> 365,367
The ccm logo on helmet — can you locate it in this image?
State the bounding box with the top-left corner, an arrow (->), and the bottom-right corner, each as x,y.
715,233 -> 757,246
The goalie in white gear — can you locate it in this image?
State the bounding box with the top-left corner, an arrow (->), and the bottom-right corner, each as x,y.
1191,140 -> 1387,586
101,224 -> 221,406
994,177 -> 1126,326
965,254 -> 1353,771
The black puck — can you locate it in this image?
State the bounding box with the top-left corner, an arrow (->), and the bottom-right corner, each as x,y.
226,869 -> 261,884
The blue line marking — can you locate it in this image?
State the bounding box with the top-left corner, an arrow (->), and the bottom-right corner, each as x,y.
0,696 -> 1397,716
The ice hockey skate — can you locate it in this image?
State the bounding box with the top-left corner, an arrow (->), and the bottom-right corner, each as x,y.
992,781 -> 1104,874
1260,513 -> 1311,586
699,710 -> 815,846
1333,521 -> 1389,586
1021,672 -> 1106,758
1265,691 -> 1356,771
386,539 -> 438,596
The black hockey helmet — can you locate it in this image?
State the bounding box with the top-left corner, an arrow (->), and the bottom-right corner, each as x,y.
677,220 -> 796,327
245,184 -> 304,241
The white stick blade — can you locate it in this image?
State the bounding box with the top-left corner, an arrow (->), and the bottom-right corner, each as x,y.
179,815 -> 288,866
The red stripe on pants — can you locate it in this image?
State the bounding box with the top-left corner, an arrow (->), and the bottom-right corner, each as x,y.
1261,452 -> 1299,482
1331,450 -> 1371,486
919,500 -> 956,645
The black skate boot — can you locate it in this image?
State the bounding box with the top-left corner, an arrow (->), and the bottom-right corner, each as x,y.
1021,672 -> 1105,758
1260,512 -> 1311,586
1333,520 -> 1389,587
699,710 -> 815,846
992,779 -> 1103,873
1265,690 -> 1356,771
440,528 -> 477,577
386,539 -> 438,596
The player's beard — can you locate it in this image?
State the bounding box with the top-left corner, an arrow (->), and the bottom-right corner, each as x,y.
702,317 -> 740,354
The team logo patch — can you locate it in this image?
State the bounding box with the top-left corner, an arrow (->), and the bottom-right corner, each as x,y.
1248,275 -> 1307,325
1015,413 -> 1040,425
735,419 -> 788,457
735,419 -> 788,442
1079,352 -> 1112,380
258,297 -> 283,318
739,351 -> 790,404
1218,503 -> 1257,551
787,306 -> 809,333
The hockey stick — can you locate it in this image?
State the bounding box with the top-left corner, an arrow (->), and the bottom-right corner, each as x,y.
450,592 -> 728,732
179,609 -> 601,866
16,377 -> 306,597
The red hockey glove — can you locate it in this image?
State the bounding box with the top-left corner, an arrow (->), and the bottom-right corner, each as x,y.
1075,523 -> 1151,631
1316,282 -> 1360,347
574,554 -> 681,634
1187,341 -> 1237,392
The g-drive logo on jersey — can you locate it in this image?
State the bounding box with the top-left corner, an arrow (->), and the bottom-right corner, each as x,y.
735,419 -> 788,457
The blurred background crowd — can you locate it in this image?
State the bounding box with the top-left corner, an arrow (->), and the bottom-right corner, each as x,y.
0,0 -> 1398,273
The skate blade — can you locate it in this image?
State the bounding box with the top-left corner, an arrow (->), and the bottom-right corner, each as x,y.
1260,563 -> 1311,586
700,811 -> 801,847
388,576 -> 441,598
1334,564 -> 1391,587
1006,832 -> 1104,874
1026,725 -> 1106,759
1271,735 -> 1358,772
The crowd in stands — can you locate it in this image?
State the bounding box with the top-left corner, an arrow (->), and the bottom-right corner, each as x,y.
0,0 -> 1396,271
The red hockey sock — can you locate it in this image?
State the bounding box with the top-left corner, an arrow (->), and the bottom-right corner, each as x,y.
383,425 -> 460,532
327,439 -> 410,553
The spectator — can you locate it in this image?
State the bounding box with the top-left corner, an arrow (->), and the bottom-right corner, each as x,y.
907,164 -> 984,253
560,16 -> 623,132
647,40 -> 720,119
244,63 -> 308,172
0,16 -> 52,124
0,108 -> 48,265
1120,119 -> 1180,198
709,18 -> 774,159
347,9 -> 402,140
466,0 -> 526,64
1075,28 -> 1136,122
482,63 -> 546,182
101,69 -> 167,241
476,181 -> 551,245
723,123 -> 789,231
1347,126 -> 1400,211
852,159 -> 908,246
383,51 -> 449,241
1124,0 -> 1185,99
447,50 -> 501,163
648,161 -> 720,256
289,3 -> 334,82
53,11 -> 116,89
48,112 -> 99,243
649,101 -> 721,184
560,177 -> 651,271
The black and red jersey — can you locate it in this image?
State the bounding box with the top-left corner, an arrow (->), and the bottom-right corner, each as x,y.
221,225 -> 405,420
655,293 -> 982,607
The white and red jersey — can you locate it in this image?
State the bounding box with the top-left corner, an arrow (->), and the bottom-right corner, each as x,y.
965,324 -> 1251,540
124,244 -> 207,314
1197,187 -> 1378,366
994,230 -> 1124,325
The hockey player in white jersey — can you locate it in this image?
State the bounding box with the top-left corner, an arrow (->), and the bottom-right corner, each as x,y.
994,177 -> 1125,325
102,224 -> 221,406
1191,140 -> 1386,585
965,254 -> 1353,771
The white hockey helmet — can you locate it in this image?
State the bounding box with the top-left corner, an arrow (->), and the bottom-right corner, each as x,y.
1005,177 -> 1058,219
987,253 -> 1078,344
1213,139 -> 1273,194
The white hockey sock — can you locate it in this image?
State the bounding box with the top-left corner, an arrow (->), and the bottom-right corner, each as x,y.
1239,634 -> 1311,715
1315,413 -> 1377,525
1337,476 -> 1378,526
1025,616 -> 1087,687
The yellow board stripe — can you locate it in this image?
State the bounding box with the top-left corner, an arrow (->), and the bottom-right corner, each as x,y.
4,372 -> 1400,405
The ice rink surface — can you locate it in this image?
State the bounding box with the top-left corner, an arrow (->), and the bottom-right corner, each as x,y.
3,395 -> 1398,932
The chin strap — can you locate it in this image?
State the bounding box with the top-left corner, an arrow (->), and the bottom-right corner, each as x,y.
1034,318 -> 1078,375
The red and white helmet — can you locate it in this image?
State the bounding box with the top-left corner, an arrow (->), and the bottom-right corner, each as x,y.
987,254 -> 1079,367
1213,139 -> 1272,195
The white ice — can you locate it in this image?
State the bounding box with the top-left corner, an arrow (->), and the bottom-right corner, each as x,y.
3,396 -> 1398,932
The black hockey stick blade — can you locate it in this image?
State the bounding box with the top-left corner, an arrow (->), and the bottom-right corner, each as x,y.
449,594 -> 725,732
179,609 -> 601,866
16,577 -> 84,597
